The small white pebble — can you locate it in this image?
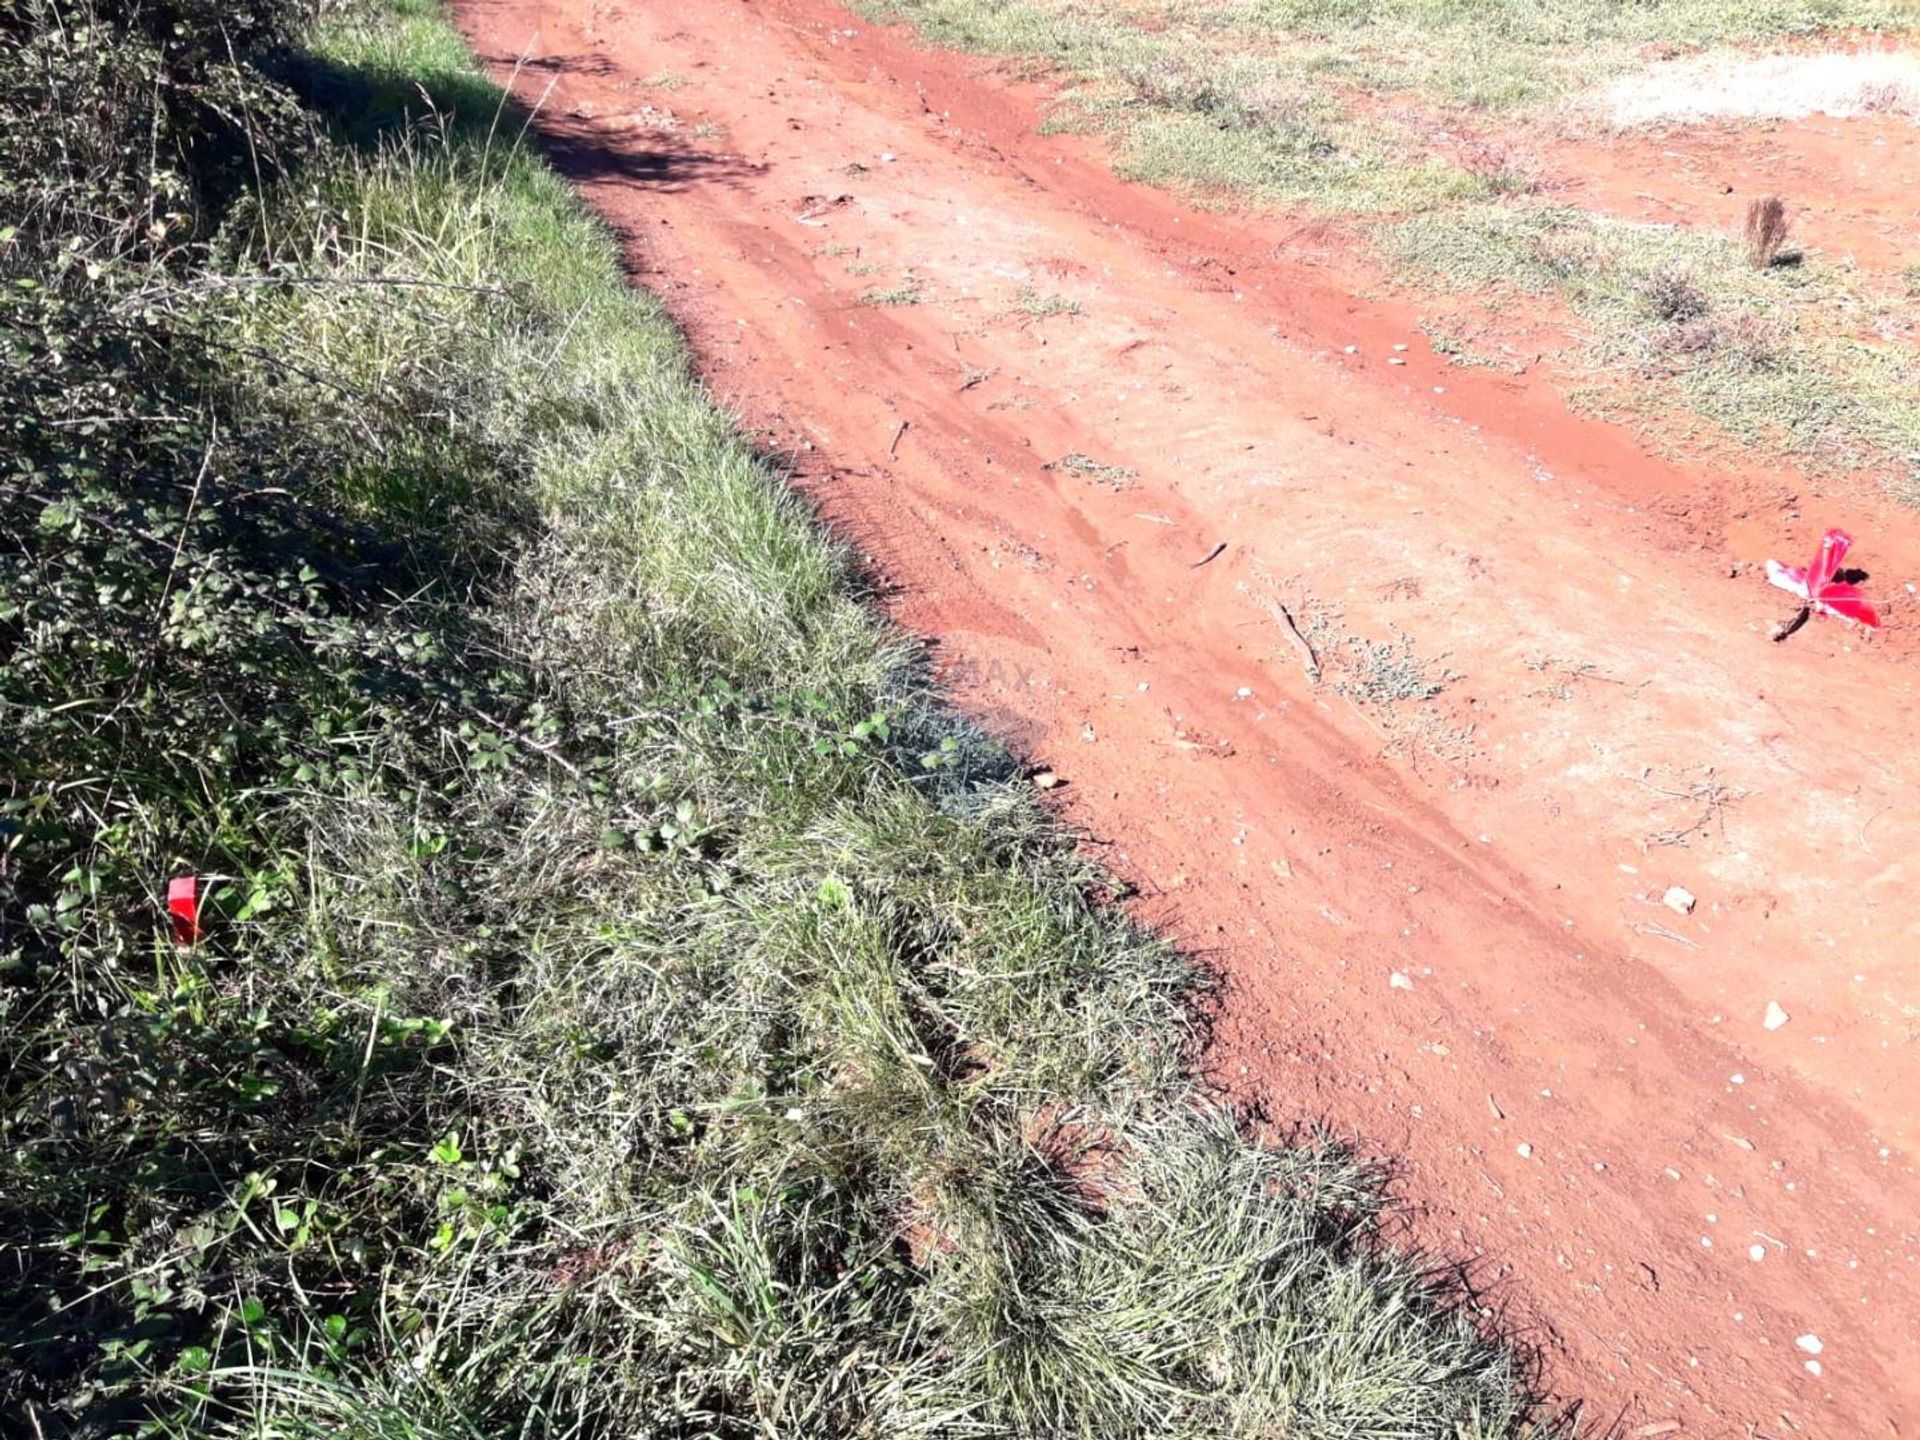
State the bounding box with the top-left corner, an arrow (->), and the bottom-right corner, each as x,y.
1390,971 -> 1414,991
1731,1073 -> 1746,1085
1749,1244 -> 1766,1262
1797,1333 -> 1823,1355
1805,1359 -> 1823,1378
1765,1001 -> 1791,1031
1516,1142 -> 1533,1159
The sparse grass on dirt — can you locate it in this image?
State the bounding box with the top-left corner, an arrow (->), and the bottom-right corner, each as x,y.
1384,203 -> 1920,493
863,0 -> 1920,497
879,0 -> 1912,120
866,0 -> 1913,203
1,1 -> 1542,1436
1280,597 -> 1452,708
1012,282 -> 1082,317
861,272 -> 926,304
1044,450 -> 1139,487
1336,631 -> 1453,708
1419,318 -> 1516,371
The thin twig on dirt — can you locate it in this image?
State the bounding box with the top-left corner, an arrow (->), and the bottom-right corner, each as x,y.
1523,652 -> 1627,688
1770,604 -> 1811,643
1190,541 -> 1227,568
888,419 -> 908,458
1632,922 -> 1700,950
1275,602 -> 1321,684
1636,765 -> 1742,848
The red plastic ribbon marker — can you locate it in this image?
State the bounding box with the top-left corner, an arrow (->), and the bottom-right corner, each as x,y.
167,875 -> 201,946
1766,527 -> 1880,628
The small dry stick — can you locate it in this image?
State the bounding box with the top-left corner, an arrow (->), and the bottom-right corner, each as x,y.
1637,765 -> 1740,846
1190,541 -> 1227,568
1275,602 -> 1321,684
1770,604 -> 1811,643
1632,922 -> 1700,950
888,419 -> 908,458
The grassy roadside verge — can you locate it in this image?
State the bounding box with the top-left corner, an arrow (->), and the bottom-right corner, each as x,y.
861,0 -> 1920,500
2,1 -> 1538,1436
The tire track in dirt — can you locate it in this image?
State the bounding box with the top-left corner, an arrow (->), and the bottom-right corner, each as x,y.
452,0 -> 1920,1431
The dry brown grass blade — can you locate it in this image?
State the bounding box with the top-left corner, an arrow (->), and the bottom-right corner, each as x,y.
1744,195 -> 1792,270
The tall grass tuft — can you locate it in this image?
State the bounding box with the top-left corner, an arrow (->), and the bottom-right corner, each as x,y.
1744,195 -> 1793,269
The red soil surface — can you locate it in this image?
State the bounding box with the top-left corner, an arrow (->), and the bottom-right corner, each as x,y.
452,0 -> 1920,1431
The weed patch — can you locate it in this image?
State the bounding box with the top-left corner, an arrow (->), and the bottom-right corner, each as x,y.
1013,283 -> 1082,317
861,274 -> 925,305
1336,631 -> 1453,707
1044,450 -> 1139,488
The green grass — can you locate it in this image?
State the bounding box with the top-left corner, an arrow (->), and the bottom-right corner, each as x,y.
2,1 -> 1541,1436
862,0 -> 1920,497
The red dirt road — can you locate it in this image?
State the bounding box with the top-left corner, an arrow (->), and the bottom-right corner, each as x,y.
452,1 -> 1920,1432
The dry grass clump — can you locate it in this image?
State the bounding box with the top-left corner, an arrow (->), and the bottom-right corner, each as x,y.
1459,137 -> 1545,198
1744,195 -> 1793,270
1643,264 -> 1709,323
